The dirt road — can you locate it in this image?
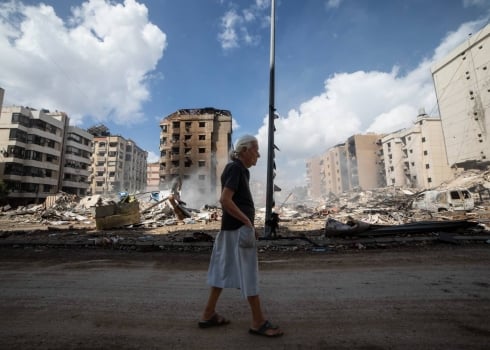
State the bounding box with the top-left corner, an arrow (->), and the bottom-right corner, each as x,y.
1,246 -> 489,350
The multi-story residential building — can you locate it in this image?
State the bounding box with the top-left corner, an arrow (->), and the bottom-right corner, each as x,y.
431,23 -> 490,168
61,126 -> 93,196
381,111 -> 453,189
306,135 -> 382,199
305,155 -> 323,200
345,133 -> 384,190
0,106 -> 67,206
381,130 -> 408,187
159,108 -> 232,206
146,161 -> 160,191
322,144 -> 349,196
89,127 -> 148,195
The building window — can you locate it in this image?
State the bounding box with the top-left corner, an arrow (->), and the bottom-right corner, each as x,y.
425,164 -> 430,169
409,149 -> 413,153
199,135 -> 206,141
423,150 -> 428,155
428,177 -> 432,183
198,160 -> 206,167
199,122 -> 205,127
421,137 -> 426,142
199,147 -> 206,153
172,121 -> 180,128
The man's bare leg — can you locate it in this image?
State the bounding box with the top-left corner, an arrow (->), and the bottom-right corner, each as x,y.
201,286 -> 222,320
247,295 -> 283,336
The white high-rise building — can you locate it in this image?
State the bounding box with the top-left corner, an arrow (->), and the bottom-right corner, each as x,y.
431,23 -> 490,168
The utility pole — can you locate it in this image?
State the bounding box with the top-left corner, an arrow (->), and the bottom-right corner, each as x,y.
264,0 -> 276,238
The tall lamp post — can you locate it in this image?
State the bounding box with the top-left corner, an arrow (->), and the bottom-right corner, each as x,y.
264,0 -> 276,238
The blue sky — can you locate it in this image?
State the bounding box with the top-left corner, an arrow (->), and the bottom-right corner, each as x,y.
1,0 -> 489,195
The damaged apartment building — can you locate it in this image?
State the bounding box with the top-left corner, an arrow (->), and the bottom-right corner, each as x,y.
307,23 -> 490,199
159,108 -> 232,206
0,94 -> 93,206
431,23 -> 490,169
89,124 -> 148,195
306,133 -> 384,199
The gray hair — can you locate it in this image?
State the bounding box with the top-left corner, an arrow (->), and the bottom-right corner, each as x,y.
230,134 -> 257,160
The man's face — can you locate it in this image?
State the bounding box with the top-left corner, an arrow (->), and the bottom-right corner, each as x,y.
245,141 -> 260,167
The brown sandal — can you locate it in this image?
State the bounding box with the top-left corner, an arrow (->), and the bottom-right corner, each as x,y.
249,320 -> 283,337
198,313 -> 230,328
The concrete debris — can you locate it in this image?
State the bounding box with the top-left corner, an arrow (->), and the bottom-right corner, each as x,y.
0,189 -> 221,230
0,170 -> 489,252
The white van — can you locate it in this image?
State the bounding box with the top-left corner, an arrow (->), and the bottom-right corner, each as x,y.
411,188 -> 474,212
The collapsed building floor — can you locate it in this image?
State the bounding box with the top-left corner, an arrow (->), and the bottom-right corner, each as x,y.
0,169 -> 489,253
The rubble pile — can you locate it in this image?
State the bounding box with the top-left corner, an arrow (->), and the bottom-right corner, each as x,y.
0,170 -> 489,252
1,192 -> 93,227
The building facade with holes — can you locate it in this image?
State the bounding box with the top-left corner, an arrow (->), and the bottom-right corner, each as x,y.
0,105 -> 93,206
431,23 -> 490,169
159,108 -> 232,207
89,132 -> 147,196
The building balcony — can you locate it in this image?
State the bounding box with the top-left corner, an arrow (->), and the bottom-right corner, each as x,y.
62,180 -> 90,188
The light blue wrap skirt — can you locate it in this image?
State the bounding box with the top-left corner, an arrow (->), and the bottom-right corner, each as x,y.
207,226 -> 259,298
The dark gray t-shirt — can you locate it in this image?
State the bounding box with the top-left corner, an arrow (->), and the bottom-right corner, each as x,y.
221,159 -> 255,230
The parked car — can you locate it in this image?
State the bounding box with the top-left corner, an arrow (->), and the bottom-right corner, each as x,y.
411,188 -> 474,212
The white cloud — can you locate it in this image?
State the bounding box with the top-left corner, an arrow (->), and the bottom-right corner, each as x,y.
218,9 -> 241,50
252,19 -> 489,194
325,0 -> 343,10
463,0 -> 490,8
218,0 -> 270,50
147,151 -> 159,163
232,117 -> 241,131
432,19 -> 488,62
0,0 -> 167,125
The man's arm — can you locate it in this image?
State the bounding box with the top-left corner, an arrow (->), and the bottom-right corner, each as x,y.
220,187 -> 253,228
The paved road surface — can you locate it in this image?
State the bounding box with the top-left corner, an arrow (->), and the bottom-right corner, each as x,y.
0,246 -> 489,349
